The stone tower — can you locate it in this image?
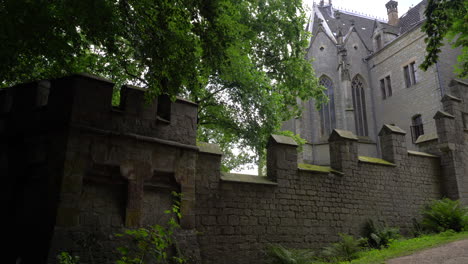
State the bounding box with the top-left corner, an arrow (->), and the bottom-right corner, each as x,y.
385,0 -> 399,26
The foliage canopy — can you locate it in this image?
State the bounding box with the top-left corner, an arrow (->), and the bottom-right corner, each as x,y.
421,0 -> 467,78
1,0 -> 325,169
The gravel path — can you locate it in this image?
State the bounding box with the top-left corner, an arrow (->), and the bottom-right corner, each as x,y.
386,239 -> 468,264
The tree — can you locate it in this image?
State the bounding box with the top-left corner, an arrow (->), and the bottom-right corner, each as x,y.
0,0 -> 325,170
421,0 -> 467,78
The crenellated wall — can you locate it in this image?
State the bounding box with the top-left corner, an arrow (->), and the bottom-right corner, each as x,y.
195,127 -> 443,263
4,75 -> 467,264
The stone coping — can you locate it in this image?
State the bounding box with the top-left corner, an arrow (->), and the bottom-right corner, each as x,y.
329,129 -> 358,141
442,93 -> 462,102
407,150 -> 439,158
73,72 -> 114,84
270,134 -> 298,146
358,156 -> 396,167
379,124 -> 407,135
72,124 -> 199,151
220,172 -> 277,186
434,110 -> 455,119
415,133 -> 438,144
298,163 -> 344,176
197,142 -> 223,156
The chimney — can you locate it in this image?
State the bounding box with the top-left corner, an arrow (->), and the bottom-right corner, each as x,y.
385,0 -> 399,26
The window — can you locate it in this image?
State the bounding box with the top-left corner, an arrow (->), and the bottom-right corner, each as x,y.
375,35 -> 382,50
319,76 -> 336,136
351,75 -> 369,136
385,76 -> 392,96
380,76 -> 393,99
411,114 -> 424,142
380,79 -> 386,99
403,61 -> 417,87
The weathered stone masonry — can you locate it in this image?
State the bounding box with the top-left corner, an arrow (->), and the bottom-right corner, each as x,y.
4,75 -> 467,264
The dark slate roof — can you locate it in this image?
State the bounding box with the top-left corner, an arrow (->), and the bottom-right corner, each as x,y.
398,0 -> 427,34
314,5 -> 386,49
309,1 -> 427,51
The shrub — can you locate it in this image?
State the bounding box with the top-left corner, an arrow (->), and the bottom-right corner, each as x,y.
265,244 -> 315,264
115,192 -> 186,264
321,233 -> 365,262
363,219 -> 400,249
411,218 -> 427,237
421,198 -> 468,233
57,252 -> 80,264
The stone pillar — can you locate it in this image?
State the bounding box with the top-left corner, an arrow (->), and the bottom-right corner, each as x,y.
434,109 -> 465,202
175,150 -> 198,229
328,129 -> 358,172
378,124 -> 407,166
55,155 -> 86,226
266,134 -> 298,182
120,160 -> 153,227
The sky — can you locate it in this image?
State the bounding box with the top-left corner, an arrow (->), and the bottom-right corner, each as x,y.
302,0 -> 424,22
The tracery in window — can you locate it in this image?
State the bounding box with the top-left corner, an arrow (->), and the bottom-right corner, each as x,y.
319,76 -> 336,136
351,75 -> 369,136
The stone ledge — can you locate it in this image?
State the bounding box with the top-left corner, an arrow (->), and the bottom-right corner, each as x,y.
434,110 -> 455,119
357,136 -> 376,144
329,129 -> 358,141
379,124 -> 406,136
415,133 -> 438,144
407,150 -> 439,158
73,72 -> 114,84
358,156 -> 396,167
441,93 -> 462,103
197,142 -> 223,156
270,134 -> 298,146
298,163 -> 344,176
220,172 -> 277,185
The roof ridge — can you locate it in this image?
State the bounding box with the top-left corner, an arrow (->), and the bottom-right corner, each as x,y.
332,6 -> 387,22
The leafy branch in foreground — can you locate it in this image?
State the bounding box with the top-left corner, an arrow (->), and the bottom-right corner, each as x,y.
421,0 -> 467,78
1,0 -> 326,170
115,192 -> 186,264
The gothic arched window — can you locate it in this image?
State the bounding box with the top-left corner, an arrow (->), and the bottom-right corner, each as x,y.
319,76 -> 336,136
351,75 -> 369,136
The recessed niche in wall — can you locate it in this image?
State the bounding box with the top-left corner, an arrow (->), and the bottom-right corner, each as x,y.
320,46 -> 325,51
354,45 -> 358,50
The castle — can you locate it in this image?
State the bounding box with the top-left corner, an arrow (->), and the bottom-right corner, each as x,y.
283,0 -> 465,165
5,73 -> 467,263
4,1 -> 468,263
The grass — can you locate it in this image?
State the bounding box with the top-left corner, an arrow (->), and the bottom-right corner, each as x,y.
342,231 -> 468,264
306,231 -> 468,264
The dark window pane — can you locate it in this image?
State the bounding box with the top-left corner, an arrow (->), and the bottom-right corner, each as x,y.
404,65 -> 411,88
376,35 -> 382,50
319,76 -> 335,136
361,87 -> 368,136
386,76 -> 392,97
411,114 -> 424,142
410,62 -> 416,84
352,76 -> 368,136
380,79 -> 386,99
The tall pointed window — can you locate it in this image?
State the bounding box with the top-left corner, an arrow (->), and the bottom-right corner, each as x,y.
319,76 -> 336,136
351,75 -> 369,136
411,114 -> 424,142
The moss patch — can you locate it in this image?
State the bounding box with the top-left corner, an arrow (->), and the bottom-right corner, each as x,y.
358,156 -> 395,166
298,163 -> 343,175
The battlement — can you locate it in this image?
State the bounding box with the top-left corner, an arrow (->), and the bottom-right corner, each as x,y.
0,73 -> 198,145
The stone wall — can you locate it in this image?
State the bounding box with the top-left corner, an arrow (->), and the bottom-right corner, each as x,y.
5,74 -> 467,264
195,128 -> 443,264
5,74 -> 200,264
